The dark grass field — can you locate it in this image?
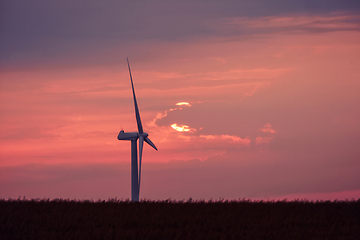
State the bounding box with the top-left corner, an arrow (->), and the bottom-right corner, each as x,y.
1,199 -> 359,240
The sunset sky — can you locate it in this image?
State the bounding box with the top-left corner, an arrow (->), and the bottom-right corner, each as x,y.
1,0 -> 360,201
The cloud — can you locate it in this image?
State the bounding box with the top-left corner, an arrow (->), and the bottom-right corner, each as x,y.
145,100 -> 275,161
260,123 -> 276,133
148,101 -> 193,128
2,0 -> 359,69
0,128 -> 59,140
221,14 -> 360,34
255,136 -> 273,144
240,83 -> 263,102
199,135 -> 251,145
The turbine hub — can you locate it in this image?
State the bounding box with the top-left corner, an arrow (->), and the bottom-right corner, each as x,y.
139,132 -> 148,138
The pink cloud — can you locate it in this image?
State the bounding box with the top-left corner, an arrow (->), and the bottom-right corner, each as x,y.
199,134 -> 251,145
255,136 -> 273,144
260,123 -> 276,134
221,14 -> 360,32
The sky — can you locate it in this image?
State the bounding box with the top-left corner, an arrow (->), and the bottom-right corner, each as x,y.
1,0 -> 360,201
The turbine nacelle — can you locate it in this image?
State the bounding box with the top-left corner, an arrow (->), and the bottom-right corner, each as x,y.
117,130 -> 138,141
118,130 -> 157,150
117,130 -> 149,141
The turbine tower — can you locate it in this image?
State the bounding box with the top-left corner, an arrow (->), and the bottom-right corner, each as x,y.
117,58 -> 158,202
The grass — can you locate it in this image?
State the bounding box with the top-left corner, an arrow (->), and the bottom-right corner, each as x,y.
1,198 -> 359,240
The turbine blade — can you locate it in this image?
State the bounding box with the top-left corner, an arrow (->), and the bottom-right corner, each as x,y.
138,136 -> 144,192
127,58 -> 143,134
145,137 -> 158,151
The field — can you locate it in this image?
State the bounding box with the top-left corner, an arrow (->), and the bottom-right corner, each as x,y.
1,199 -> 359,240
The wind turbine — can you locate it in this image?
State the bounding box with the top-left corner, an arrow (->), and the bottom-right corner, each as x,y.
117,58 -> 158,202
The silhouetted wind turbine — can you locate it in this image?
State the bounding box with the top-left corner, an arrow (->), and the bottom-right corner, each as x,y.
117,58 -> 158,202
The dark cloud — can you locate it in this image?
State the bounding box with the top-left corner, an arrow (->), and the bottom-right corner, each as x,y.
1,0 -> 359,69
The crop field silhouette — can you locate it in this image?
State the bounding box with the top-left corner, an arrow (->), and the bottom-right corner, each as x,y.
1,198 -> 359,240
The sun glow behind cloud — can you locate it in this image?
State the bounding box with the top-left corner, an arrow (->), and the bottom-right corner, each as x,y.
171,123 -> 194,132
176,102 -> 191,107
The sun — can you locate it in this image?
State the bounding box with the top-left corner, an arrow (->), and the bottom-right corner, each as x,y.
176,102 -> 191,107
171,123 -> 191,132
